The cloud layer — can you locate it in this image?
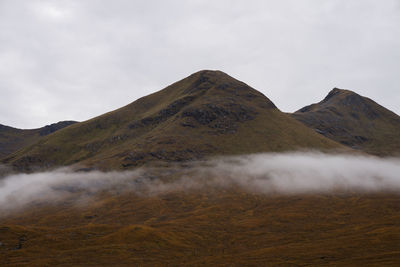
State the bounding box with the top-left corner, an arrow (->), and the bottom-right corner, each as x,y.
1,152 -> 399,214
1,0 -> 399,128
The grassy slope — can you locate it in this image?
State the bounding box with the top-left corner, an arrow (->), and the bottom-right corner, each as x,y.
292,88 -> 400,156
1,188 -> 399,266
0,126 -> 39,159
0,121 -> 77,159
4,71 -> 344,171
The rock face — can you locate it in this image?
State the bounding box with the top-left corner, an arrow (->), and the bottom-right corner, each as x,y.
180,102 -> 257,133
292,88 -> 400,156
0,121 -> 77,159
3,70 -> 342,171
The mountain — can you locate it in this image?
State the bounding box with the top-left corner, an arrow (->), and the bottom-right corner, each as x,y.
3,70 -> 343,171
0,121 -> 77,159
1,73 -> 399,266
292,88 -> 400,156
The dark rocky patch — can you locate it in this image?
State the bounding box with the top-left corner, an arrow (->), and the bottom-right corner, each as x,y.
128,96 -> 196,129
95,122 -> 106,130
183,72 -> 214,94
11,155 -> 52,172
122,152 -> 146,167
157,139 -> 176,145
181,103 -> 257,133
180,121 -> 196,128
85,141 -> 103,153
158,96 -> 196,117
353,135 -> 368,144
108,134 -> 129,143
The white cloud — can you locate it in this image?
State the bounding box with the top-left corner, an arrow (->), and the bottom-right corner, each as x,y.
1,152 -> 399,215
32,2 -> 73,21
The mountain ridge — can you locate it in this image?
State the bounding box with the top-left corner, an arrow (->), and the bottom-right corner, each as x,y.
0,121 -> 77,159
2,70 -> 344,171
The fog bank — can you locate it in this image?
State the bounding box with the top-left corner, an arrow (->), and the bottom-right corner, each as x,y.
1,152 -> 399,213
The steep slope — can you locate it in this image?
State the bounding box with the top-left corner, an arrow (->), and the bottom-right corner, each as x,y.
292,88 -> 400,156
3,70 -> 343,171
0,121 -> 77,159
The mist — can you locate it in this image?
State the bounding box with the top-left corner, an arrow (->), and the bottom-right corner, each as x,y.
0,152 -> 399,214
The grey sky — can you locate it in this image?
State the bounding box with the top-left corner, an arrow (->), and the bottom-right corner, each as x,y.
1,0 -> 399,129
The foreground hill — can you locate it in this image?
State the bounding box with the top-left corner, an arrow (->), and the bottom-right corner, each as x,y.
1,188 -> 399,266
0,121 -> 77,159
292,88 -> 400,156
3,70 -> 343,171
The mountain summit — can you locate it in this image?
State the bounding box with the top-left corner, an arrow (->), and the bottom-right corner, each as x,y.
292,88 -> 400,156
3,70 -> 342,171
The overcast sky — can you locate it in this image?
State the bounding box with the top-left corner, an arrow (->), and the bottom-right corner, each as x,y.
1,0 -> 399,129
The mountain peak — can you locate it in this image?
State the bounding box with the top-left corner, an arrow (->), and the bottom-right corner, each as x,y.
191,69 -> 225,76
323,88 -> 357,102
164,70 -> 277,109
185,69 -> 249,89
293,87 -> 400,156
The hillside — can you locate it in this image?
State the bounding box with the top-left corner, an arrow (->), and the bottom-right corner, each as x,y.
292,88 -> 400,156
1,186 -> 399,266
3,70 -> 343,171
0,121 -> 77,159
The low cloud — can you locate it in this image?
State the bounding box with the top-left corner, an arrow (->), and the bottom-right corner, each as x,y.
208,152 -> 400,193
0,152 -> 399,215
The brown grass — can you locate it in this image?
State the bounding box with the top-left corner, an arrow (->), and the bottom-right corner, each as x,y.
1,186 -> 399,266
